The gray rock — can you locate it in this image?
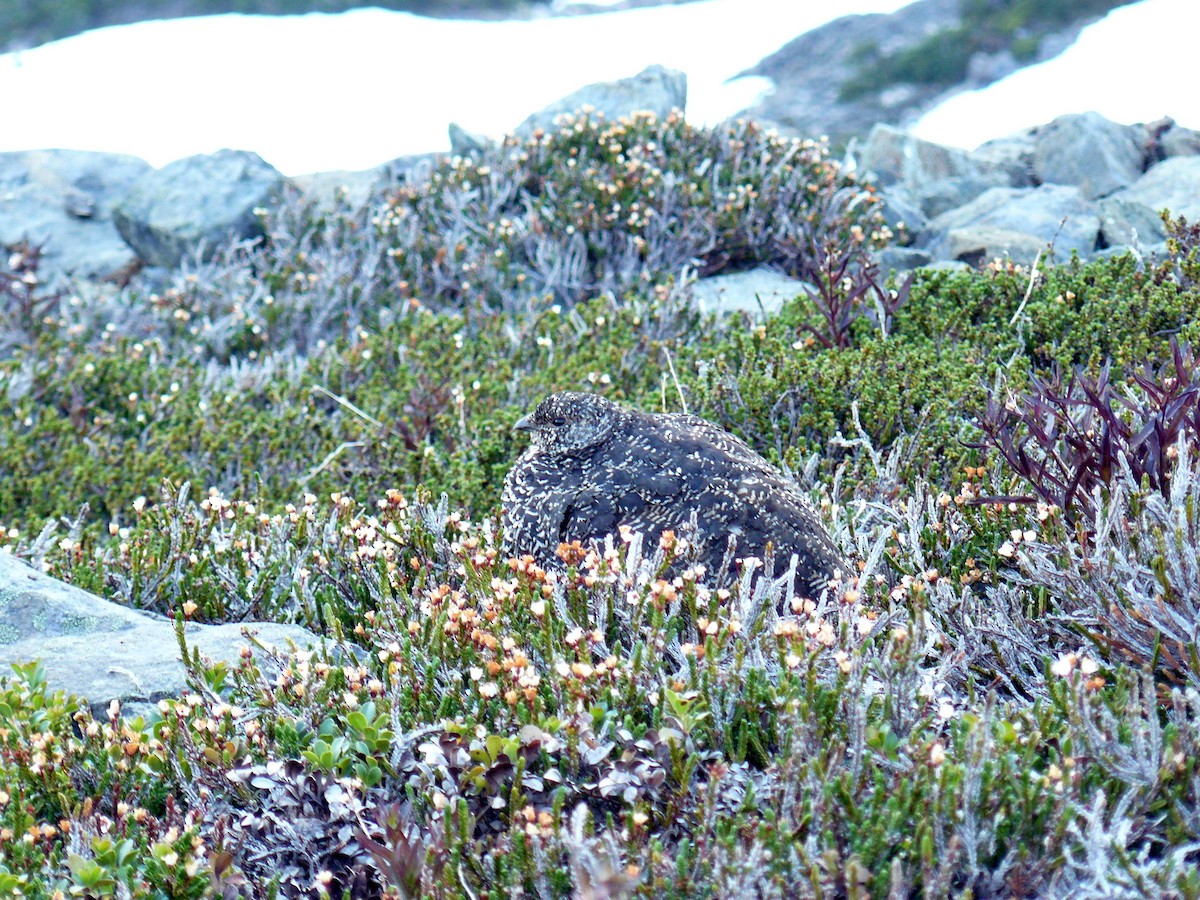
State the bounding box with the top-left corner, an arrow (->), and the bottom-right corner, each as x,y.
966,48 -> 1019,84
0,149 -> 151,282
1097,196 -> 1167,248
691,267 -> 812,317
1109,156 -> 1200,222
943,226 -> 1047,267
1032,112 -> 1146,199
921,259 -> 972,273
113,149 -> 289,268
737,0 -> 962,146
861,124 -> 983,189
291,167 -> 385,211
874,188 -> 927,244
916,175 -> 1012,219
859,125 -> 1027,219
448,122 -> 491,156
877,246 -> 932,273
972,127 -> 1037,178
1160,124 -> 1200,158
517,64 -> 686,135
0,552 -> 318,719
922,185 -> 1100,261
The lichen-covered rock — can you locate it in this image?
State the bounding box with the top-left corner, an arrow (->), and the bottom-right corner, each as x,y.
0,551 -> 318,719
113,149 -> 289,268
517,64 -> 686,134
1032,112 -> 1146,199
0,149 -> 150,282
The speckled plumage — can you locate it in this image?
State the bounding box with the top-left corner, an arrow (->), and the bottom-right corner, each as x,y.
502,392 -> 846,595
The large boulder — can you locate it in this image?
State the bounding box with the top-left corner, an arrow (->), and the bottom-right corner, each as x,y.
517,64 -> 686,134
0,149 -> 151,282
0,552 -> 318,719
1108,156 -> 1200,223
113,149 -> 289,268
1032,112 -> 1146,199
736,0 -> 963,147
921,184 -> 1100,263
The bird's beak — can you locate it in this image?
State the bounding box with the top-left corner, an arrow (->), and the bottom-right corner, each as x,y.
514,414 -> 534,432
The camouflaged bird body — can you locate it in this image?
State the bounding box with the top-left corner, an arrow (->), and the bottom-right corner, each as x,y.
502,393 -> 845,596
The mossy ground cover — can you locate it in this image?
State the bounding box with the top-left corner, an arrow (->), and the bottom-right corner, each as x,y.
1,114 -> 1199,896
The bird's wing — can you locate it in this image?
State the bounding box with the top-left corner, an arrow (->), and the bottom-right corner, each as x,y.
642,414 -> 847,590
501,449 -> 582,562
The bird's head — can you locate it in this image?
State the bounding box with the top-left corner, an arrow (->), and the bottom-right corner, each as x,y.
514,392 -> 623,453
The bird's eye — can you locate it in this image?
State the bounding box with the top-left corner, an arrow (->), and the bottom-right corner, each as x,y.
552,417 -> 567,427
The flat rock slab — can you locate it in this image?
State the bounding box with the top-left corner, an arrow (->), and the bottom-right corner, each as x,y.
0,552 -> 319,718
692,267 -> 812,317
113,149 -> 289,268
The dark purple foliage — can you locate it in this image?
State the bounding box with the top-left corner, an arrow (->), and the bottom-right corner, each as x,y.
975,339 -> 1200,522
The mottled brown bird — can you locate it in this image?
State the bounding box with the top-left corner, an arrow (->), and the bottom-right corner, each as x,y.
501,392 -> 845,595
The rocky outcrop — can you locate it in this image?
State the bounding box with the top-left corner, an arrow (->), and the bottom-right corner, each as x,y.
0,149 -> 150,283
740,0 -> 1136,148
921,185 -> 1101,265
517,64 -> 686,134
740,0 -> 961,147
113,149 -> 290,267
853,111 -> 1200,271
0,551 -> 318,719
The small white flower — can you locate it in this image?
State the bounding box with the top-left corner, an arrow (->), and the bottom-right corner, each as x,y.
1051,653 -> 1077,677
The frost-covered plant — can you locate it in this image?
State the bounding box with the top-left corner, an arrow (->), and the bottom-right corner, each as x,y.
1015,438 -> 1200,689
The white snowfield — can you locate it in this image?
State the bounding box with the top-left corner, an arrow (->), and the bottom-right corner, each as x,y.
911,0 -> 1198,149
0,0 -> 1194,176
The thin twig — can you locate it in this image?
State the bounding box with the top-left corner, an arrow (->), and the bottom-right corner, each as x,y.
1009,249 -> 1042,328
312,384 -> 387,431
299,441 -> 365,487
661,346 -> 688,414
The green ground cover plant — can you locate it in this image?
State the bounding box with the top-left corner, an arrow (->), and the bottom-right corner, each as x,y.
1,112 -> 1199,896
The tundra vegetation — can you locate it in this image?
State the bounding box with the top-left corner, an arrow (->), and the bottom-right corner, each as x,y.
1,112 -> 1199,897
